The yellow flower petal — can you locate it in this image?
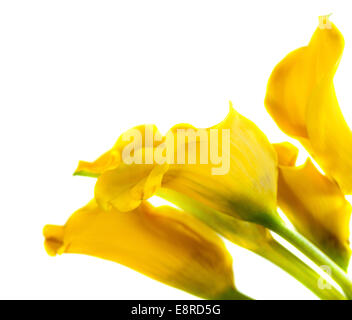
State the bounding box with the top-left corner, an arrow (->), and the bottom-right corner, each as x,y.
306,71 -> 352,194
265,46 -> 312,137
265,19 -> 344,138
272,142 -> 299,167
265,18 -> 352,193
74,124 -> 163,177
275,143 -> 351,268
163,104 -> 278,223
74,149 -> 121,178
95,160 -> 169,212
93,104 -> 279,224
43,200 -> 236,299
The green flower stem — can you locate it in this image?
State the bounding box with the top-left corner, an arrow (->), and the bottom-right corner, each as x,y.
215,287 -> 253,300
156,189 -> 344,299
264,216 -> 352,299
257,240 -> 345,300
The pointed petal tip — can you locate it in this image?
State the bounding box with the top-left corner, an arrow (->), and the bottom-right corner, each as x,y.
73,168 -> 100,178
214,100 -> 238,128
73,161 -> 90,176
228,101 -> 237,115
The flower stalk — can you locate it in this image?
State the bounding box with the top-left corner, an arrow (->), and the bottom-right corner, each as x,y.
215,287 -> 253,300
264,216 -> 352,299
257,240 -> 345,300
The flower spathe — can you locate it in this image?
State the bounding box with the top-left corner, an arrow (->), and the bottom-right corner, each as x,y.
265,17 -> 352,194
75,104 -> 279,225
43,200 -> 237,299
274,142 -> 351,269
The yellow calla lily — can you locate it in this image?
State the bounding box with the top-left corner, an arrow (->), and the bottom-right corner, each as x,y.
274,142 -> 351,269
75,104 -> 279,225
265,17 -> 352,194
43,199 -> 246,300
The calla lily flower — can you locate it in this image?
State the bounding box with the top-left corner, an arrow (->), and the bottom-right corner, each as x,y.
274,142 -> 351,269
43,200 -> 246,300
265,17 -> 352,194
74,104 -> 279,226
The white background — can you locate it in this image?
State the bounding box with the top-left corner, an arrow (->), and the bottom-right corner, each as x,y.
1,0 -> 352,299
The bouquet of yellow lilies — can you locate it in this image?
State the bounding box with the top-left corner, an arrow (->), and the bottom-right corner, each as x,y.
43,16 -> 352,300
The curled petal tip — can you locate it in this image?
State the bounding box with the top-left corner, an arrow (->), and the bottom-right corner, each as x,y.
273,142 -> 299,167
43,225 -> 65,256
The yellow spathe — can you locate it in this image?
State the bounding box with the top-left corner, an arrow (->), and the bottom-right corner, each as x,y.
265,18 -> 352,194
76,104 -> 279,224
43,200 -> 236,299
274,142 -> 351,269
